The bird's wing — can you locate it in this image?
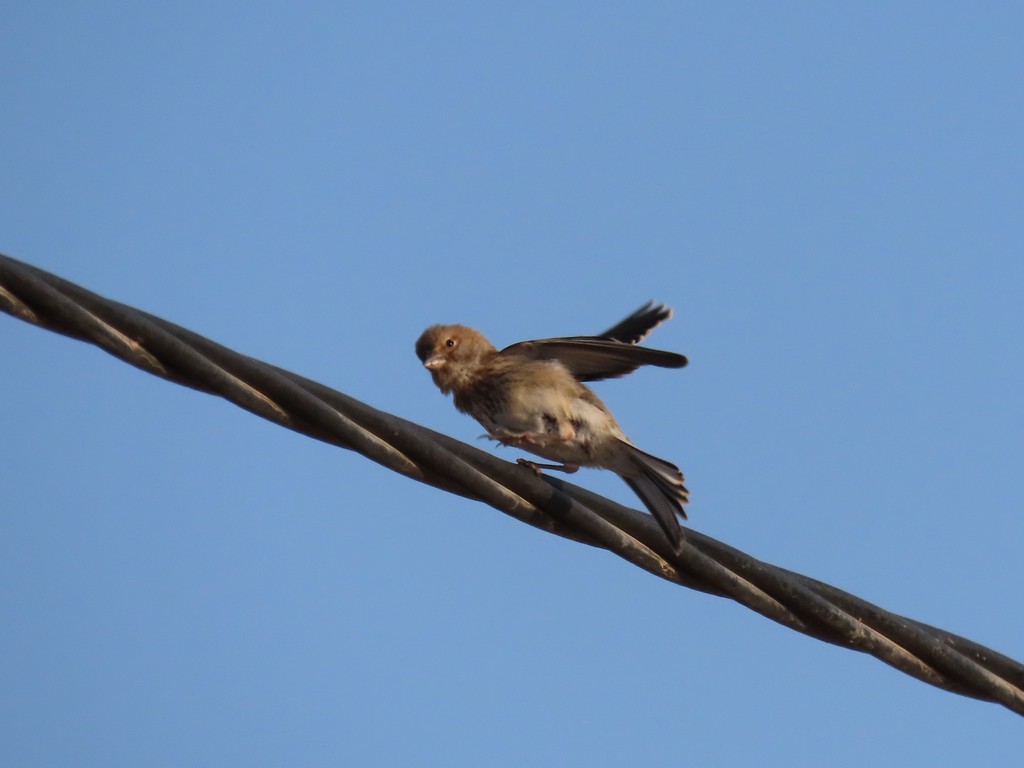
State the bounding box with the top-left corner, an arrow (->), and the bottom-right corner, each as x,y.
596,301 -> 673,344
500,337 -> 688,381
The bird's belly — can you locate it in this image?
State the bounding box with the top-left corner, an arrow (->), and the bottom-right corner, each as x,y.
475,383 -> 566,435
521,438 -> 596,466
487,395 -> 624,468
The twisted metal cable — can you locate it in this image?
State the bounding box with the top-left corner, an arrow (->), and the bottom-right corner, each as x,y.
2,251 -> 1022,716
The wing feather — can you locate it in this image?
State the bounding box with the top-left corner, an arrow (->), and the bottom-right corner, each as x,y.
500,337 -> 687,381
596,300 -> 673,344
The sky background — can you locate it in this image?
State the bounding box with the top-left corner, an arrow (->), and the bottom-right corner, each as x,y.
2,3 -> 1023,765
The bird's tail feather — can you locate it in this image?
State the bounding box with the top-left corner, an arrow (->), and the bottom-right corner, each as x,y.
619,441 -> 689,548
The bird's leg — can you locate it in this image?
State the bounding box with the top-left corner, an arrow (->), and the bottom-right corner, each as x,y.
487,417 -> 577,448
516,458 -> 580,475
484,429 -> 532,447
484,429 -> 580,475
485,429 -> 557,448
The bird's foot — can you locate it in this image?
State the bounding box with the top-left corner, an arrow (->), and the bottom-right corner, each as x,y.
487,430 -> 557,449
485,430 -> 530,447
516,458 -> 580,475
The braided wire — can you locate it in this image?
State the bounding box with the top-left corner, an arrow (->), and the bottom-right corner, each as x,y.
2,252 -> 1022,716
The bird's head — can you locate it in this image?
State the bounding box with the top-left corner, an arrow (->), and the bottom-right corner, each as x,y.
415,324 -> 496,393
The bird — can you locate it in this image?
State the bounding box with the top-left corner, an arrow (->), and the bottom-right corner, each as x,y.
415,302 -> 690,549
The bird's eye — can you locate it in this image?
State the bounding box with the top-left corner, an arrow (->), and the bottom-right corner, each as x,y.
445,338 -> 455,348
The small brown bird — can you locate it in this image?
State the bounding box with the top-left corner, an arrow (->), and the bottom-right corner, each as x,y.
415,302 -> 690,549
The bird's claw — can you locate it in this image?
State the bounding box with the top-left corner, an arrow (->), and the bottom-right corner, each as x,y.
516,458 -> 579,475
516,458 -> 545,476
486,431 -> 535,448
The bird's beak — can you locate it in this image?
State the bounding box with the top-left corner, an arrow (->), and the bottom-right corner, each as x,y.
423,354 -> 445,371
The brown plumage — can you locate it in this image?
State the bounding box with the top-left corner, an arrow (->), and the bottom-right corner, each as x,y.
415,303 -> 690,550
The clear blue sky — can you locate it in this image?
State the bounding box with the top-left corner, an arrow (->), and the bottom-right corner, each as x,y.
2,3 -> 1022,765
